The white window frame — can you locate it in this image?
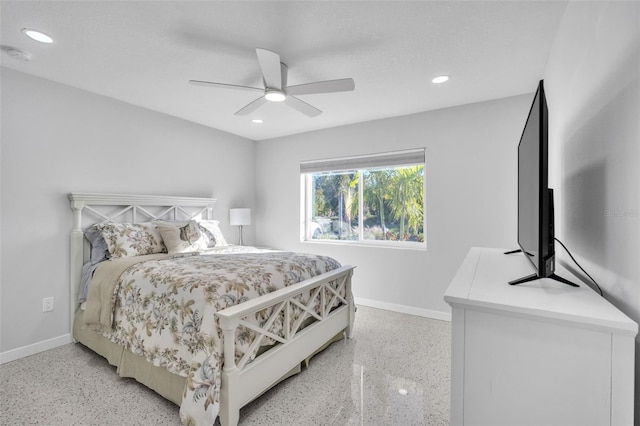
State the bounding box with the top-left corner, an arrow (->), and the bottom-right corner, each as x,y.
300,149 -> 426,250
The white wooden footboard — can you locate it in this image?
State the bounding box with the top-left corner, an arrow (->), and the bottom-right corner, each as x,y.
216,265 -> 355,426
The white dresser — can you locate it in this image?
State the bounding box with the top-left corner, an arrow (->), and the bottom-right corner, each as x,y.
444,247 -> 637,426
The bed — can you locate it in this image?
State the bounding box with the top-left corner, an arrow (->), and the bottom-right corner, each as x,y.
68,193 -> 355,426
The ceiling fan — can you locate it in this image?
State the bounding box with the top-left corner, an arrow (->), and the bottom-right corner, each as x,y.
190,48 -> 355,118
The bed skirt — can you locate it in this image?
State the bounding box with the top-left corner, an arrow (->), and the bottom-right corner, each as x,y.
73,309 -> 186,405
73,309 -> 344,409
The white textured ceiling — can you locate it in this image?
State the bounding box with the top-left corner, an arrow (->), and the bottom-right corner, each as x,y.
1,1 -> 567,141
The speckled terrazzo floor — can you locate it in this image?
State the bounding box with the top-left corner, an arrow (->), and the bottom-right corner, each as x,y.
0,306 -> 451,425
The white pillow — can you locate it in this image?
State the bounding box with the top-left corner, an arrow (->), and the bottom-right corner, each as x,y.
197,220 -> 229,247
156,220 -> 208,254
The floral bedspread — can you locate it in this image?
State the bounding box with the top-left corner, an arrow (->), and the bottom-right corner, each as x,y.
83,246 -> 341,425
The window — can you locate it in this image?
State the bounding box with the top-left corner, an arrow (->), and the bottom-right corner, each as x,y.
301,149 -> 425,248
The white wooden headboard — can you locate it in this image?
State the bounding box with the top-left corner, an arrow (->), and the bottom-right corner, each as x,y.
68,193 -> 217,328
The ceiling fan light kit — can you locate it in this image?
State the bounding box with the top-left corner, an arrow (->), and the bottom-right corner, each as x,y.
190,48 -> 355,118
264,90 -> 286,102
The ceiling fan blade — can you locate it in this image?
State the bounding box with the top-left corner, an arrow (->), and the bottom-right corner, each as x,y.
284,96 -> 322,117
256,48 -> 283,90
189,80 -> 263,93
287,78 -> 355,96
235,96 -> 268,116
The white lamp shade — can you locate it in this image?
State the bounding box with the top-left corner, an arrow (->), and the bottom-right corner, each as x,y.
230,208 -> 251,226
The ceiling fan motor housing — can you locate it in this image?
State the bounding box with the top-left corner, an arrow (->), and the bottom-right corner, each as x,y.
190,48 -> 354,117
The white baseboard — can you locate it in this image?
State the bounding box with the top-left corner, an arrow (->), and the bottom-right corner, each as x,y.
355,297 -> 451,322
0,300 -> 450,364
0,334 -> 73,365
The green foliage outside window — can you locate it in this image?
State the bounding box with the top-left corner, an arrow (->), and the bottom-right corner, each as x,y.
310,165 -> 424,243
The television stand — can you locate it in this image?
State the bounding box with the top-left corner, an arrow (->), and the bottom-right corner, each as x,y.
503,248 -> 523,255
504,249 -> 579,287
503,248 -> 534,256
444,247 -> 638,426
509,272 -> 579,287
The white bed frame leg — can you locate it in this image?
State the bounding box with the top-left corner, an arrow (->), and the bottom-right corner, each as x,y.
346,273 -> 355,338
219,316 -> 240,426
70,203 -> 85,341
218,403 -> 240,426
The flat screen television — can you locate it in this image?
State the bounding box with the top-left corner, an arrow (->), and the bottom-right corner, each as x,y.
507,80 -> 577,287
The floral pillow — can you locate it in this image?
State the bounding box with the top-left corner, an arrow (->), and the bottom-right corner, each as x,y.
155,220 -> 208,254
197,220 -> 229,247
97,222 -> 166,259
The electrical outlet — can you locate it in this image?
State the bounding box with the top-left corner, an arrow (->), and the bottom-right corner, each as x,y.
42,297 -> 54,312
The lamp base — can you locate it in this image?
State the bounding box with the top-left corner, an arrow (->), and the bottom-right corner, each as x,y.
237,225 -> 244,246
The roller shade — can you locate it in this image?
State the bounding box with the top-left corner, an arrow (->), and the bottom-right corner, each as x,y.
300,148 -> 425,174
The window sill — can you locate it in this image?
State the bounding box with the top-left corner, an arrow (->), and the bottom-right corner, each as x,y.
301,239 -> 426,251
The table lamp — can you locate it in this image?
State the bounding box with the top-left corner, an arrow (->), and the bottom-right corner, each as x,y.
229,208 -> 251,246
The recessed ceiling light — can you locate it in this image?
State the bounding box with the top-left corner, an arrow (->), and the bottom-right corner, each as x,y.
264,90 -> 286,102
432,75 -> 450,84
22,28 -> 53,44
398,388 -> 409,396
251,119 -> 264,124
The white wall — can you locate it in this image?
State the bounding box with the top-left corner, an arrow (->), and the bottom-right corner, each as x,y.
543,2 -> 640,422
0,68 -> 255,358
255,95 -> 530,318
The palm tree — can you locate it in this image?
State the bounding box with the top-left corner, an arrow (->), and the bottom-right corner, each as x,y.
337,172 -> 358,237
364,169 -> 393,239
389,166 -> 424,240
313,186 -> 326,218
